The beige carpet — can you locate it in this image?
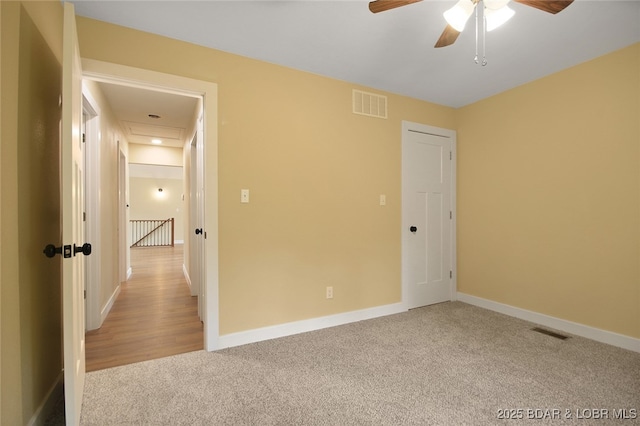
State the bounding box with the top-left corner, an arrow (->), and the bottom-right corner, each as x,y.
80,302 -> 639,425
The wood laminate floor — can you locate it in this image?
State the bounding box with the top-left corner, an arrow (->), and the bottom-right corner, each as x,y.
85,245 -> 203,371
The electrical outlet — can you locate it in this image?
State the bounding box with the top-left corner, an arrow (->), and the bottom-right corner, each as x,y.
326,286 -> 333,299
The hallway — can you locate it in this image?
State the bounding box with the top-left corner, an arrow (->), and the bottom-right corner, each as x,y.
85,245 -> 203,371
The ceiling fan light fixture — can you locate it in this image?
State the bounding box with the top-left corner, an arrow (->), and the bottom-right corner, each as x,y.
443,0 -> 475,32
485,5 -> 515,31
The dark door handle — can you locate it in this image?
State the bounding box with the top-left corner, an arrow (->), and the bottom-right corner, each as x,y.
74,243 -> 92,256
195,228 -> 203,235
43,244 -> 66,258
44,243 -> 90,258
409,226 -> 417,233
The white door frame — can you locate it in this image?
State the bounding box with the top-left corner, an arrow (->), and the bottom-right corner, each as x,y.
81,59 -> 220,351
82,87 -> 102,331
118,147 -> 128,282
189,133 -> 199,298
189,111 -> 205,319
401,120 -> 457,309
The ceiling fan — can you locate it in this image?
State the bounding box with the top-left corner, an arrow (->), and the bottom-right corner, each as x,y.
368,0 -> 574,48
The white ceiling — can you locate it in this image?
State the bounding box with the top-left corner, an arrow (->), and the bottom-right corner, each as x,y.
73,0 -> 640,109
96,81 -> 199,147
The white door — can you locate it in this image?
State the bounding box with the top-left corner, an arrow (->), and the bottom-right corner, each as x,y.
402,122 -> 455,309
190,107 -> 205,319
62,3 -> 86,424
195,113 -> 206,319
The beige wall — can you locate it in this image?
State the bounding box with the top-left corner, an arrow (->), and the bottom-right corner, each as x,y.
130,177 -> 185,242
76,16 -> 639,340
129,144 -> 186,245
1,1 -> 64,424
82,79 -> 129,325
455,43 -> 640,338
129,144 -> 183,166
76,17 -> 455,335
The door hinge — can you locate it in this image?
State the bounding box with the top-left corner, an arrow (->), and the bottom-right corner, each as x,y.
450,151 -> 452,160
450,211 -> 452,219
82,133 -> 86,143
450,271 -> 453,279
84,290 -> 87,299
83,212 -> 86,222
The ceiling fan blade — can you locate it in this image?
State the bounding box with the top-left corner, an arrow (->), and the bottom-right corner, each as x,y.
513,0 -> 574,14
368,0 -> 423,14
434,25 -> 461,48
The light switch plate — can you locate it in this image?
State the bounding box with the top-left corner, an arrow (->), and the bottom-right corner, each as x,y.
241,189 -> 249,203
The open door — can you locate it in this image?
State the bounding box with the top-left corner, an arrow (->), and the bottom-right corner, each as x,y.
62,2 -> 87,424
191,107 -> 205,319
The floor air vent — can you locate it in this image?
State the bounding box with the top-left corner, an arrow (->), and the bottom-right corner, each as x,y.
353,89 -> 387,119
532,327 -> 569,340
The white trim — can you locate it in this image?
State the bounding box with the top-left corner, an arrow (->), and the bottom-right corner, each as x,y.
126,267 -> 132,280
101,284 -> 121,324
82,86 -> 102,332
458,292 -> 640,353
174,239 -> 184,244
183,263 -> 192,292
119,148 -> 129,286
450,135 -> 457,301
401,121 -> 457,309
219,303 -> 406,349
82,58 -> 220,351
27,372 -> 63,426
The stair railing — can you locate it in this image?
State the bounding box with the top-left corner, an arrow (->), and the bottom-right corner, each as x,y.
130,218 -> 175,247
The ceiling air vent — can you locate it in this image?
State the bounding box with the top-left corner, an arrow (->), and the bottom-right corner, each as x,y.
353,89 -> 387,119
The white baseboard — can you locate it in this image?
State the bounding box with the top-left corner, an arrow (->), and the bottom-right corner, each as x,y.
27,372 -> 63,426
458,292 -> 640,353
218,302 -> 406,349
183,264 -> 193,294
101,284 -> 121,324
175,240 -> 184,245
183,263 -> 191,288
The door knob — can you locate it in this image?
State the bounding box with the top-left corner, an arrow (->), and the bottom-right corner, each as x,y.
43,243 -> 91,258
43,244 -> 70,258
195,228 -> 203,235
409,226 -> 417,233
74,243 -> 92,256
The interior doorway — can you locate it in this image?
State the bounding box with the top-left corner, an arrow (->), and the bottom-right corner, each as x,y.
79,59 -> 219,371
83,80 -> 202,370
